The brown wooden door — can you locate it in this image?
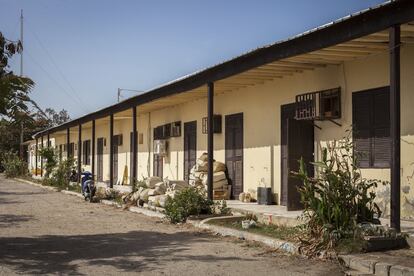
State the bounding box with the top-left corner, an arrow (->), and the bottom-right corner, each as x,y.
97,138 -> 104,182
184,121 -> 197,181
225,113 -> 243,199
281,103 -> 314,210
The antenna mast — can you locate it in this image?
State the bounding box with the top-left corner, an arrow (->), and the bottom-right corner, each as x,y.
19,9 -> 24,158
20,9 -> 23,76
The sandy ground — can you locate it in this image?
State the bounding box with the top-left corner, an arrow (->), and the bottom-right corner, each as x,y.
0,175 -> 344,275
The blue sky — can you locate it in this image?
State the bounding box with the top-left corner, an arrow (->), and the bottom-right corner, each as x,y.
1,0 -> 386,118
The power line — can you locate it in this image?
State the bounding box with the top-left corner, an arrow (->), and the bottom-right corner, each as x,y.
26,20 -> 92,111
25,49 -> 90,113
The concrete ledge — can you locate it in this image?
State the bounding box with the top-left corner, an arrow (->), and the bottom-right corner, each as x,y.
95,182 -> 132,194
339,255 -> 414,276
230,207 -> 300,227
389,265 -> 414,276
129,206 -> 165,219
375,262 -> 392,276
15,178 -> 58,192
61,190 -> 84,199
195,216 -> 298,254
101,199 -> 122,208
349,257 -> 377,274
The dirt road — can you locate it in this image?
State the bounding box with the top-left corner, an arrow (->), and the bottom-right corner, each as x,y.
0,176 -> 343,275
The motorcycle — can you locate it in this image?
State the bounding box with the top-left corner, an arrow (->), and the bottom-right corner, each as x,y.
81,171 -> 96,202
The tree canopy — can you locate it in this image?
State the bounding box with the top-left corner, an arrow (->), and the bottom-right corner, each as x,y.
0,32 -> 34,118
0,31 -> 70,157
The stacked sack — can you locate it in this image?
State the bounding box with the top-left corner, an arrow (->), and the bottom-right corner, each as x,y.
125,176 -> 191,208
188,153 -> 230,199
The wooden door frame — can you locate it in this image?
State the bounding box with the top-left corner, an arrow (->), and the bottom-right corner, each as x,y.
225,112 -> 244,199
183,120 -> 197,181
280,103 -> 314,209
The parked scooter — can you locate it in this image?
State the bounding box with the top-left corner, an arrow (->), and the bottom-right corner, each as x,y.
81,171 -> 96,202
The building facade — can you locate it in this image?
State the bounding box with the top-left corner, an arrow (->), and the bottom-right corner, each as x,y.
28,1 -> 414,224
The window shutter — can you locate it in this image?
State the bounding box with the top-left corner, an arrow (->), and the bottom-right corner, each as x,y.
352,93 -> 371,168
372,90 -> 390,168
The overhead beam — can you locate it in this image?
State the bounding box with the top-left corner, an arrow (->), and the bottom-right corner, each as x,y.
286,56 -> 341,65
324,45 -> 385,53
339,40 -> 388,49
273,60 -> 327,68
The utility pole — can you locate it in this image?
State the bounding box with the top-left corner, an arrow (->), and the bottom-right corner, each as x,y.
19,9 -> 24,159
117,88 -> 144,102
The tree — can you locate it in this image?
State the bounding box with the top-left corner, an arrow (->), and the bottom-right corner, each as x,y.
44,108 -> 70,127
0,32 -> 34,118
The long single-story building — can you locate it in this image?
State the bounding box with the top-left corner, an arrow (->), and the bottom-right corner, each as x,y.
27,1 -> 414,230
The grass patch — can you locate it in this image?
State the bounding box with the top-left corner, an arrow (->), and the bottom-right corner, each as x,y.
207,217 -> 299,242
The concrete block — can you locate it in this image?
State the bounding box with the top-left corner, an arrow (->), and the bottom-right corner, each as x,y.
349,257 -> 376,274
375,262 -> 392,276
389,265 -> 414,276
339,255 -> 354,267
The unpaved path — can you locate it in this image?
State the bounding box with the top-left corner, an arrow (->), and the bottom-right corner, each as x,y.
0,176 -> 343,275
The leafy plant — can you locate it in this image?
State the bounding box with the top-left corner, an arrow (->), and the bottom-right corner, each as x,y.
215,200 -> 231,215
244,212 -> 258,222
105,189 -> 123,204
39,147 -> 57,178
45,157 -> 75,189
165,187 -> 214,223
292,130 -> 386,257
2,151 -> 27,177
131,178 -> 147,192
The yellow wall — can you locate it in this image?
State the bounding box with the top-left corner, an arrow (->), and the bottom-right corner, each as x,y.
31,43 -> 414,218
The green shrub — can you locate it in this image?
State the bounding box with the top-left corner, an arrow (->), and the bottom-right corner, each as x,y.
44,157 -> 75,189
2,151 -> 27,178
292,130 -> 386,256
39,147 -> 58,178
216,200 -> 231,216
165,187 -> 214,223
131,178 -> 147,192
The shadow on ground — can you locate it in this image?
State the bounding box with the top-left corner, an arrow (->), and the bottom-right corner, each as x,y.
0,190 -> 44,205
0,230 -> 250,275
0,214 -> 35,228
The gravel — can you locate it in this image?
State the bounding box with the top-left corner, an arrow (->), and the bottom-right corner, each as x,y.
0,175 -> 343,275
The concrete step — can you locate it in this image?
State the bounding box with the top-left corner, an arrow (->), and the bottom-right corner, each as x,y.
344,270 -> 373,276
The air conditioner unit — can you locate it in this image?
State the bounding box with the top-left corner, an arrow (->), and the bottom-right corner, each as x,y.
153,139 -> 168,156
